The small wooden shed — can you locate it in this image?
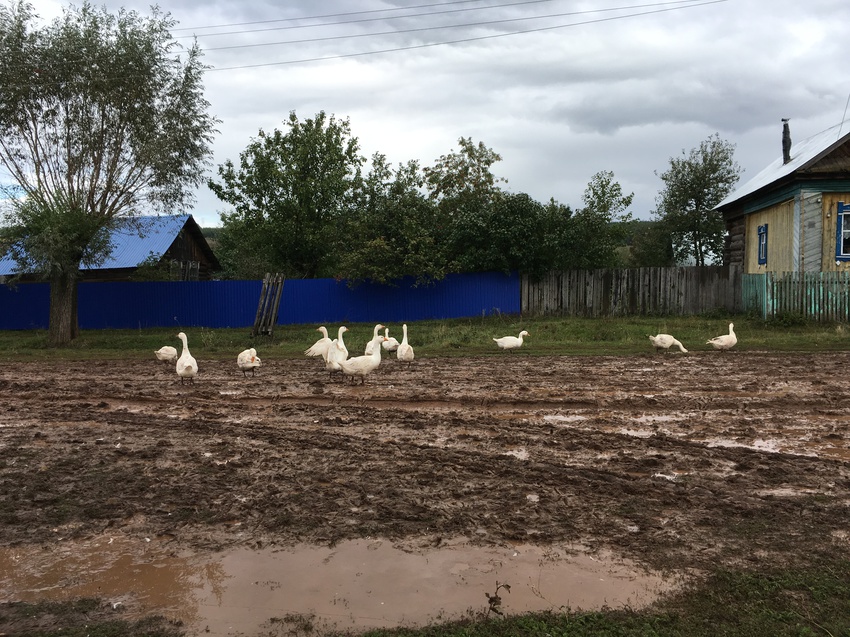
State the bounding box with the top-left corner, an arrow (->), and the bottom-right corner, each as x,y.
0,214 -> 220,282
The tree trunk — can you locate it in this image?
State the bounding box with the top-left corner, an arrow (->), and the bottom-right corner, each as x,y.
48,271 -> 79,346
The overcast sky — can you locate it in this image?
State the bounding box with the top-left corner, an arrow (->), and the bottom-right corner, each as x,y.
20,0 -> 850,226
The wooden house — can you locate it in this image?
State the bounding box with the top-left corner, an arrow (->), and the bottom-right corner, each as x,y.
715,121 -> 850,274
0,214 -> 220,282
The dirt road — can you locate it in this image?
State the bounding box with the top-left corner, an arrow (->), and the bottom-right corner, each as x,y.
1,350 -> 849,631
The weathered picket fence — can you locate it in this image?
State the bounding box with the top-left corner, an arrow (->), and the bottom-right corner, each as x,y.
742,271 -> 850,320
521,266 -> 743,317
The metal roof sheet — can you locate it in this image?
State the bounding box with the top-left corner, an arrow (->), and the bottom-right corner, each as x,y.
716,122 -> 850,210
0,214 -> 191,276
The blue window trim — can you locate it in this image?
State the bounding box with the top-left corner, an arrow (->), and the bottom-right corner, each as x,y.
837,201 -> 850,261
757,224 -> 768,265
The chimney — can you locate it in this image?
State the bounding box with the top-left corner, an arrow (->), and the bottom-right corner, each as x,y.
782,118 -> 791,164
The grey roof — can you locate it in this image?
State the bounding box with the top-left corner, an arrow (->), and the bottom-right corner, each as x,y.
716,122 -> 850,210
0,214 -> 191,276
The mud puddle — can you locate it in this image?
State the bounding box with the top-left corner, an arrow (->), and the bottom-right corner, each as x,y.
0,534 -> 673,635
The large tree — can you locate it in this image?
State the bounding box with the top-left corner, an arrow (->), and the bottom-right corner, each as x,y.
422,137 -> 507,272
565,170 -> 634,269
209,111 -> 363,279
0,1 -> 216,345
653,134 -> 741,266
335,153 -> 444,285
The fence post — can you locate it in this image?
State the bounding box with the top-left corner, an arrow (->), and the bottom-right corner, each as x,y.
252,273 -> 284,337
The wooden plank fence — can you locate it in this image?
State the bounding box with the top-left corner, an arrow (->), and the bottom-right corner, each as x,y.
522,265 -> 743,317
742,271 -> 850,321
251,273 -> 284,336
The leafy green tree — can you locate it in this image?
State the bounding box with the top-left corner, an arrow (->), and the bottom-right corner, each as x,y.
423,137 -> 507,272
0,1 -> 216,344
209,111 -> 363,279
449,192 -> 554,277
538,198 -> 575,273
335,154 -> 443,285
563,171 -> 634,269
628,221 -> 676,267
653,133 -> 742,266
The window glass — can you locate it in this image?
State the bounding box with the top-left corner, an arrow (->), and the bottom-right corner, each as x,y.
757,224 -> 768,264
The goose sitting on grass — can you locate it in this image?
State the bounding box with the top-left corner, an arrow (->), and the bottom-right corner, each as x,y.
493,330 -> 529,352
706,322 -> 737,352
648,334 -> 688,353
339,324 -> 386,384
176,332 -> 197,384
237,348 -> 262,376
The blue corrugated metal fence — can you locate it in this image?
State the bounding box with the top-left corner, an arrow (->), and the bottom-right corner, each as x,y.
0,272 -> 520,330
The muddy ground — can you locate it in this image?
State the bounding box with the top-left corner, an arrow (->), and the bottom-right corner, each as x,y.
1,350 -> 850,630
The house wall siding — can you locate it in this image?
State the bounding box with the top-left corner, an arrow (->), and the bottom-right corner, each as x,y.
744,198 -> 795,273
820,192 -> 850,272
801,191 -> 824,272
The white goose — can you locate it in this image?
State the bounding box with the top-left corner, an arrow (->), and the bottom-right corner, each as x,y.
396,323 -> 414,368
364,323 -> 384,355
154,345 -> 178,363
382,328 -> 400,354
648,333 -> 688,353
339,324 -> 386,384
304,326 -> 332,358
493,330 -> 529,352
325,326 -> 349,376
706,322 -> 737,351
175,332 -> 197,384
237,347 -> 262,376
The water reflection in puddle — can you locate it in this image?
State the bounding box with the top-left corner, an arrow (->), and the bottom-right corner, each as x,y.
0,535 -> 672,635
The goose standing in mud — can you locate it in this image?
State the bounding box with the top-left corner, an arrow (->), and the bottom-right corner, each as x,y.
706,323 -> 737,352
396,323 -> 414,368
325,326 -> 349,378
176,332 -> 197,384
648,334 -> 688,353
304,326 -> 332,358
237,348 -> 262,377
339,324 -> 386,384
154,345 -> 178,363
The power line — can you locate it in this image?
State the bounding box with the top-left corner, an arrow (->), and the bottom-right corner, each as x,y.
0,0 -> 727,86
173,0 -> 561,36
206,0 -> 728,71
199,0 -> 713,52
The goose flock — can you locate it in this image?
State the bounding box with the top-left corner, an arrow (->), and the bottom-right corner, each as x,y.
159,321 -> 738,385
306,323 -> 413,384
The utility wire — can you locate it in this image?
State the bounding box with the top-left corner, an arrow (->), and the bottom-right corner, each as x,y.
1,0 -> 727,85
173,0 -> 565,36
199,0 -> 713,52
839,90 -> 850,139
175,0 -> 710,40
207,0 -> 727,71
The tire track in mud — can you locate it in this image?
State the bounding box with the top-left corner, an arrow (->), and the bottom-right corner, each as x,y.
1,352 -> 849,573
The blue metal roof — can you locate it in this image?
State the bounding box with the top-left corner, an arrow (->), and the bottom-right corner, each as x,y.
0,214 -> 191,276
